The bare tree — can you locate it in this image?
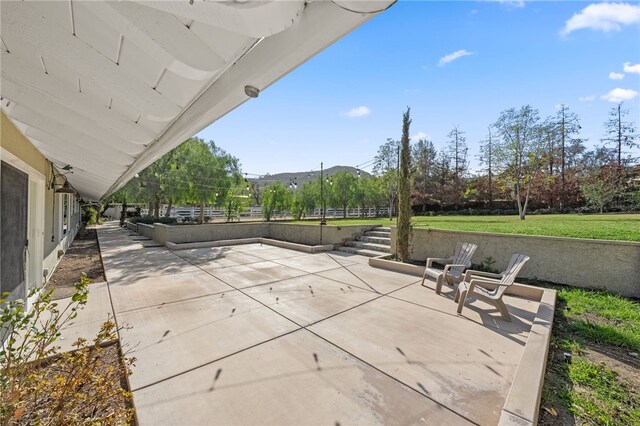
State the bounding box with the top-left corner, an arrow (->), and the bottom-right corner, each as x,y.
493,105 -> 544,220
447,126 -> 468,209
478,127 -> 495,211
603,102 -> 638,167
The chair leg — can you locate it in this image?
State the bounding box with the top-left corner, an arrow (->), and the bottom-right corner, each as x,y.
456,290 -> 467,315
495,299 -> 512,322
435,274 -> 444,294
421,272 -> 427,287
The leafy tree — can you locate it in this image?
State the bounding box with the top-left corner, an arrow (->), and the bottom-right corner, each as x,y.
353,176 -> 372,217
181,138 -> 239,224
434,149 -> 453,209
397,108 -> 413,262
580,167 -> 623,213
493,105 -> 544,220
261,182 -> 291,221
374,138 -> 400,219
292,181 -> 318,220
411,138 -> 437,212
330,171 -> 357,218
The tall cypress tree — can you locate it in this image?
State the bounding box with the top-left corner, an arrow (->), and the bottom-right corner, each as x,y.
397,107 -> 413,262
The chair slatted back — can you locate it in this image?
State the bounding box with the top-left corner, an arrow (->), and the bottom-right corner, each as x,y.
449,242 -> 478,277
494,254 -> 530,297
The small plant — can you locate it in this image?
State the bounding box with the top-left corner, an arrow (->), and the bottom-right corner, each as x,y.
476,256 -> 499,273
1,274 -> 135,425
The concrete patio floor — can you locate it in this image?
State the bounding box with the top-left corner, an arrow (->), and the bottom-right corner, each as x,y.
65,222 -> 547,425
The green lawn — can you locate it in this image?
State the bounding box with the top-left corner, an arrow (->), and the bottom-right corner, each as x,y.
289,214 -> 640,241
537,284 -> 640,425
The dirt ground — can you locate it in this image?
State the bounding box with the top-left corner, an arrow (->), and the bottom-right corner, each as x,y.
48,227 -> 105,300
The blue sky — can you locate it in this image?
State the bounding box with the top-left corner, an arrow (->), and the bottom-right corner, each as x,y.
197,1 -> 640,176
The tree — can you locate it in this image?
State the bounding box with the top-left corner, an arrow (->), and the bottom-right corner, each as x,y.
553,105 -> 581,208
493,105 -> 543,220
291,181 -> 318,220
330,171 -> 357,218
261,182 -> 291,221
411,138 -> 437,212
603,102 -> 638,167
446,126 -> 468,209
181,138 -> 239,224
353,176 -> 372,217
397,108 -> 413,262
434,149 -> 453,209
374,138 -> 400,219
580,167 -> 623,213
478,128 -> 496,210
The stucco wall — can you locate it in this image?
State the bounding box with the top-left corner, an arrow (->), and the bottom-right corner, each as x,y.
152,222 -> 269,244
391,227 -> 640,298
268,223 -> 378,246
2,112 -> 81,289
144,222 -> 379,247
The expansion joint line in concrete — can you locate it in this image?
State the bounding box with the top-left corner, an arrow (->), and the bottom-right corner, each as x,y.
166,250 -> 478,425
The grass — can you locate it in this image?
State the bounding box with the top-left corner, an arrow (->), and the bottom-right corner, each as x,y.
288,213 -> 640,241
538,283 -> 640,425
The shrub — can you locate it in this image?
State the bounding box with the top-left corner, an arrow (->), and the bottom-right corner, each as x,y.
129,216 -> 176,225
81,206 -> 100,226
1,274 -> 135,424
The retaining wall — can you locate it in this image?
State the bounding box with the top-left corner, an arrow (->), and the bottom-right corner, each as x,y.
134,222 -> 379,248
391,227 -> 640,298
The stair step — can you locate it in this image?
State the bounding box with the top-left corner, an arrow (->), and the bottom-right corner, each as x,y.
373,227 -> 391,232
366,231 -> 390,238
336,246 -> 389,258
356,236 -> 390,245
345,241 -> 390,253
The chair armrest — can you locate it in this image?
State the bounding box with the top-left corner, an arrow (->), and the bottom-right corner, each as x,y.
426,257 -> 453,268
442,264 -> 468,274
463,269 -> 503,282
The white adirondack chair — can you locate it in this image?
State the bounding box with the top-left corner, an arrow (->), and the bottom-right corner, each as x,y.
421,242 -> 478,294
454,254 -> 530,322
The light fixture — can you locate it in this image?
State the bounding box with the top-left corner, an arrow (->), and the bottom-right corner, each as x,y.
244,85 -> 260,98
55,180 -> 76,194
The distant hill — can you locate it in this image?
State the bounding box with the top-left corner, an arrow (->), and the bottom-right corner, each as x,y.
250,166 -> 370,187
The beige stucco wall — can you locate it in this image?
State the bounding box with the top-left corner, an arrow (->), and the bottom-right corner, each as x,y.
145,222 -> 379,247
391,227 -> 640,298
1,111 -> 80,285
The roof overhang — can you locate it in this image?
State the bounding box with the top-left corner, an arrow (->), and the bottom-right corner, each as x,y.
1,0 -> 394,200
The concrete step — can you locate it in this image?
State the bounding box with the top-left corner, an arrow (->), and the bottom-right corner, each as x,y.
366,231 -> 391,238
336,246 -> 389,258
345,241 -> 390,253
356,235 -> 391,245
373,226 -> 391,232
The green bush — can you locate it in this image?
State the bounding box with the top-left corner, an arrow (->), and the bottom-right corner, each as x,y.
81,206 -> 100,226
129,216 -> 176,225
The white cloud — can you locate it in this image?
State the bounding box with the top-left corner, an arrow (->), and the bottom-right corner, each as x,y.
579,95 -> 596,102
609,72 -> 625,80
344,106 -> 371,118
496,0 -> 525,8
601,88 -> 639,103
562,3 -> 640,34
438,49 -> 475,67
411,132 -> 429,143
623,62 -> 640,74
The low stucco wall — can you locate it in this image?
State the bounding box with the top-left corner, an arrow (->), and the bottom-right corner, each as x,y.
391,227 -> 640,298
152,222 -> 269,244
268,223 -> 378,246
138,222 -> 379,249
137,223 -> 155,239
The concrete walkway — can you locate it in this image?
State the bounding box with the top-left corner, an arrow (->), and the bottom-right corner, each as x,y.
75,222 -> 542,425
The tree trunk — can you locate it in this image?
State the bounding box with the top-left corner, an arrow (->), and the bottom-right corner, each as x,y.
165,198 -> 172,217
153,199 -> 160,217
199,200 -> 205,224
343,204 -> 347,219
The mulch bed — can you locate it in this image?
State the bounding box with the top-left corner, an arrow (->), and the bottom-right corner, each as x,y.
48,227 -> 105,300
